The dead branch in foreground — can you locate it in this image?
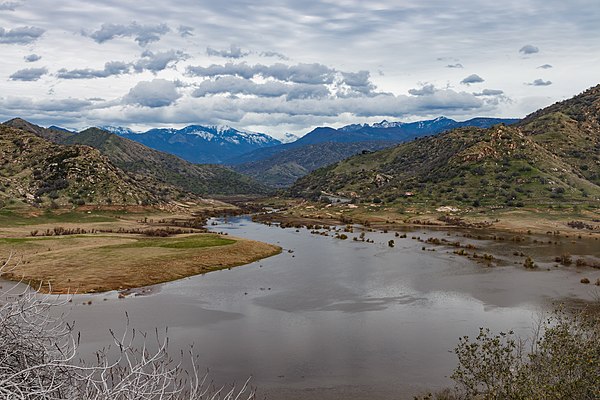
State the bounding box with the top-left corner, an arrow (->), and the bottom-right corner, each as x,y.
0,254 -> 255,399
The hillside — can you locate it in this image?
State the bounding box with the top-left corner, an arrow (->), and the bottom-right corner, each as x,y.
230,117 -> 518,187
4,118 -> 74,143
62,128 -> 269,195
109,125 -> 281,164
233,141 -> 392,187
0,125 -> 169,207
290,85 -> 600,208
2,119 -> 270,196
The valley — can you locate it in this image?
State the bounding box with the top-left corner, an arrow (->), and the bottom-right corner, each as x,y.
0,84 -> 598,400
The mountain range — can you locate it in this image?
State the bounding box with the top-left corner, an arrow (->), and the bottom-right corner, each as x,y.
290,85 -> 600,208
229,117 -> 519,187
103,125 -> 281,164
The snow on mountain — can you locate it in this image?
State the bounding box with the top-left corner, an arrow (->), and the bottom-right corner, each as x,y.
105,124 -> 281,164
280,133 -> 300,143
100,126 -> 139,135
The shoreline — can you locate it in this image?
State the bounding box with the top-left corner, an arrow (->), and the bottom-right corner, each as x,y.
252,202 -> 600,240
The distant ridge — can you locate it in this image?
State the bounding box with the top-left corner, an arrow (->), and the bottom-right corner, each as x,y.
105,125 -> 281,164
230,117 -> 519,187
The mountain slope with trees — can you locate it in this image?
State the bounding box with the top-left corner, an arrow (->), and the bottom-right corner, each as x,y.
290,85 -> 600,208
0,125 -> 169,207
231,117 -> 518,187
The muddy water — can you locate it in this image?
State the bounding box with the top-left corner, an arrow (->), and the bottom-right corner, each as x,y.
54,217 -> 600,399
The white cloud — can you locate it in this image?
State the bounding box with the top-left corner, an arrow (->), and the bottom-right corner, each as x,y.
0,0 -> 597,135
206,44 -> 249,58
9,67 -> 48,81
86,22 -> 170,46
519,44 -> 539,55
460,74 -> 484,85
0,26 -> 44,44
24,53 -> 41,62
57,61 -> 130,79
526,79 -> 552,86
123,79 -> 181,107
133,50 -> 188,73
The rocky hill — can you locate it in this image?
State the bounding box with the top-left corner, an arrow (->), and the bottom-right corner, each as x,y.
0,125 -> 170,208
290,85 -> 600,208
2,120 -> 270,196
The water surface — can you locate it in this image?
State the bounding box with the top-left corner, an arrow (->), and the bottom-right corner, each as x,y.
58,217 -> 600,399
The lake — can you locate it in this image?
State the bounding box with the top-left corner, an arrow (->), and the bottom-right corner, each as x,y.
56,216 -> 600,399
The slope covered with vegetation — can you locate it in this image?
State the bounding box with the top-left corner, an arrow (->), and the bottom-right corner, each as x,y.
290,85 -> 600,209
0,125 -> 168,207
2,119 -> 270,196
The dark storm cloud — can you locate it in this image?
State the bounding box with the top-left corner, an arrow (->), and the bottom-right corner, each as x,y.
527,79 -> 552,86
24,54 -> 41,62
9,67 -> 48,81
124,79 -> 181,107
537,64 -> 553,69
460,74 -> 484,85
446,63 -> 464,68
0,26 -> 45,44
519,45 -> 539,55
87,22 -> 170,46
57,61 -> 130,79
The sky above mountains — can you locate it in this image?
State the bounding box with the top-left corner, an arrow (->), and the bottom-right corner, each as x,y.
0,0 -> 598,138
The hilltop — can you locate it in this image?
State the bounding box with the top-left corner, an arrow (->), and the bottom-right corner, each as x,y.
290,85 -> 600,210
0,125 -> 169,208
2,119 -> 269,196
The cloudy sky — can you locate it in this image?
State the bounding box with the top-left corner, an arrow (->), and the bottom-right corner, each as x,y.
1,0 -> 599,138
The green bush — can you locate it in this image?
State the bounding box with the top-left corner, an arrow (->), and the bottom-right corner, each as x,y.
451,309 -> 599,399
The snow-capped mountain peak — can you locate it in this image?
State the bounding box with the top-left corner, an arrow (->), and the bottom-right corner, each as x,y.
100,126 -> 139,135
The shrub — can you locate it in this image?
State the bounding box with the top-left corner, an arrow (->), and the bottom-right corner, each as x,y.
451,308 -> 600,399
523,256 -> 536,269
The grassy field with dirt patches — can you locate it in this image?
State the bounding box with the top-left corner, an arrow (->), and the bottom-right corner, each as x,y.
0,206 -> 281,294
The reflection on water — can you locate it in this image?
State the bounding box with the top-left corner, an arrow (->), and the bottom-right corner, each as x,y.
49,217 -> 600,399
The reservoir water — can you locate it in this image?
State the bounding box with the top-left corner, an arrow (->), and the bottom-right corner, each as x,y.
53,217 -> 600,399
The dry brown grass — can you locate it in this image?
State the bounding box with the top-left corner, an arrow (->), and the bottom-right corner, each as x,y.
0,205 -> 280,294
1,234 -> 280,294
